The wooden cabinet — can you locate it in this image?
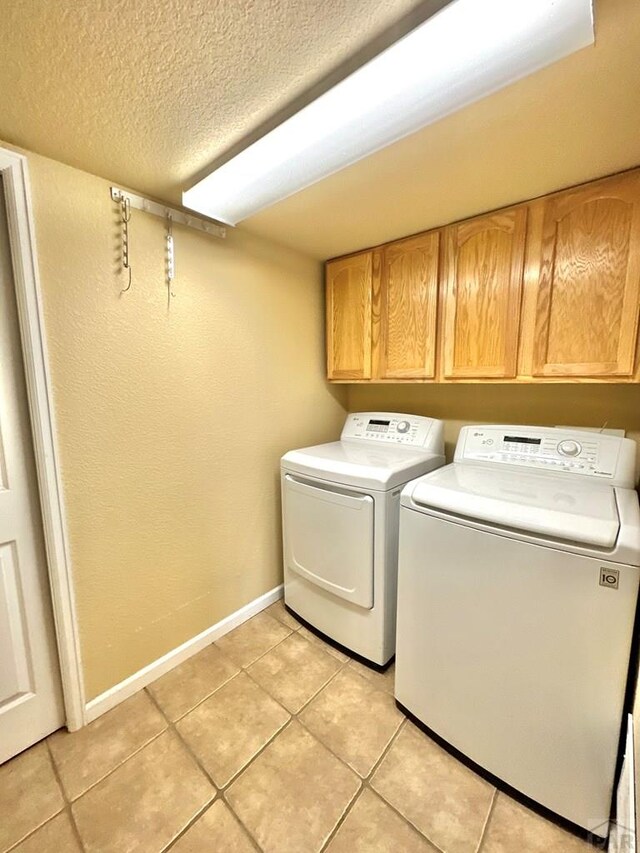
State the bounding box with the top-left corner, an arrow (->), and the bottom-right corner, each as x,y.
326,252 -> 373,380
522,172 -> 640,378
376,232 -> 440,379
441,208 -> 527,379
325,168 -> 640,383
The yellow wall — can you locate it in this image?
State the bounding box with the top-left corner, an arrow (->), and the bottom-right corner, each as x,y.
348,384 -> 640,468
245,0 -> 640,260
16,146 -> 347,700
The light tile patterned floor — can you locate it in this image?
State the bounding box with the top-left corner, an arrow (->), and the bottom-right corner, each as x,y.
0,601 -> 595,853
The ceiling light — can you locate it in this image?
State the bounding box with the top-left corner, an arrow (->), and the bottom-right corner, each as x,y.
183,0 -> 594,226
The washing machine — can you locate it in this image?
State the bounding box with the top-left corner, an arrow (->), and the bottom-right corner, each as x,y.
395,424 -> 640,839
281,412 -> 444,666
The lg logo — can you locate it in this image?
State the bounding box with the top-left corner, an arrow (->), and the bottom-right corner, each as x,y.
599,568 -> 620,590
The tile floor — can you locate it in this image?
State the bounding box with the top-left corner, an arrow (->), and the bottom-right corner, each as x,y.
1,600 -> 595,853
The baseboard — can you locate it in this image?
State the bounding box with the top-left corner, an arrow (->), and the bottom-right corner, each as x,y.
84,584 -> 283,724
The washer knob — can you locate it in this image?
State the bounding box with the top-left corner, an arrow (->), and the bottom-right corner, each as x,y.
397,420 -> 411,433
558,439 -> 581,457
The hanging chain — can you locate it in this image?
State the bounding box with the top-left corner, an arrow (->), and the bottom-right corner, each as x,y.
166,213 -> 175,301
120,197 -> 132,293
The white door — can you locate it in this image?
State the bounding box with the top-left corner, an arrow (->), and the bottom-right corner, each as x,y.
0,177 -> 64,763
283,474 -> 374,608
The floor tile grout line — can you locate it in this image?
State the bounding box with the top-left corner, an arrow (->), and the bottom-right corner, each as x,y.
150,620 -> 312,798
6,615 -> 289,853
475,788 -> 498,853
160,797 -> 220,852
314,716 -> 419,853
144,687 -> 222,792
142,688 -> 231,851
279,654 -> 348,716
6,607 -> 524,853
50,725 -> 168,811
141,610 -> 294,723
217,718 -> 304,852
3,810 -> 69,853
220,614 -> 296,671
362,717 -> 406,783
2,802 -> 76,853
266,600 -> 355,667
158,662 -> 242,725
218,715 -> 297,794
239,630 -> 351,719
359,720 -> 451,853
292,685 -> 401,784
89,618 -> 389,852
365,783 -> 448,853
47,741 -> 85,853
147,676 -> 294,818
218,710 -> 365,853
45,738 -> 86,853
215,651 -> 372,853
238,603 -> 470,853
317,779 -> 365,853
312,707 -> 407,853
363,715 -> 496,853
266,603 -> 303,634
218,784 -> 282,852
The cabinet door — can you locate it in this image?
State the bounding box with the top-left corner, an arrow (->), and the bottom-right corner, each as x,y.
326,252 -> 372,380
528,172 -> 640,377
441,208 -> 527,378
376,232 -> 440,379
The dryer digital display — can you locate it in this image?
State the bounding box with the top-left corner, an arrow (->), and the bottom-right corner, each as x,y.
368,419 -> 391,432
504,436 -> 542,445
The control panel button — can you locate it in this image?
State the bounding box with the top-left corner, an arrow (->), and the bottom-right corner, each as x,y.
557,439 -> 582,457
397,420 -> 411,433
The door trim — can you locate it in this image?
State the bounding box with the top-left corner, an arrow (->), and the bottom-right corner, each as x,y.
0,147 -> 85,730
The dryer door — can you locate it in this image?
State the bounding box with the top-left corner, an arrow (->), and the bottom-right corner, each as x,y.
283,474 -> 374,608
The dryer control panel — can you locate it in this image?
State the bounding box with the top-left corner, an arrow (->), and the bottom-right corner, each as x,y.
342,413 -> 444,451
455,425 -> 637,488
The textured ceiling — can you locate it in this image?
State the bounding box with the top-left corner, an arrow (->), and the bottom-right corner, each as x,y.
3,0 -> 639,261
0,0 -> 427,202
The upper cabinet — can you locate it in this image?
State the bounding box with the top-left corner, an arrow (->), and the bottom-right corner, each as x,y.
376,232 -> 440,380
522,173 -> 640,378
325,168 -> 640,383
326,252 -> 373,380
441,208 -> 527,379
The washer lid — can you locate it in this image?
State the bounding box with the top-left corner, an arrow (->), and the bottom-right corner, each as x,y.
404,464 -> 621,548
282,441 -> 445,490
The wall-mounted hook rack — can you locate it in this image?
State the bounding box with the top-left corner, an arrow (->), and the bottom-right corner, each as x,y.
110,187 -> 226,239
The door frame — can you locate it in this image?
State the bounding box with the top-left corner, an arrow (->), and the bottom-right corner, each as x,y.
0,146 -> 85,730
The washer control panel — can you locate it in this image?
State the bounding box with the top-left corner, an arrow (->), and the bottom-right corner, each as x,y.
342,412 -> 444,450
456,425 -> 636,486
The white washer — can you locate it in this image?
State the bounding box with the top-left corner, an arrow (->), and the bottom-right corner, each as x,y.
281,412 -> 444,666
396,424 -> 640,839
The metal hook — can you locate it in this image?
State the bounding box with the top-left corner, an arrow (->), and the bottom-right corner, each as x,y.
121,266 -> 132,293
120,197 -> 133,294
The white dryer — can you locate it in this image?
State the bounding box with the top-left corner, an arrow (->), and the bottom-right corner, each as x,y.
395,424 -> 640,840
281,412 -> 444,666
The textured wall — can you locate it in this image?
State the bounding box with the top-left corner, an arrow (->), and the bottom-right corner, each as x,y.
347,384 -> 640,468
246,0 -> 640,258
18,147 -> 346,700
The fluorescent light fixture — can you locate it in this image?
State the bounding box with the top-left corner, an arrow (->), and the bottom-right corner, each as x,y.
183,0 -> 594,225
